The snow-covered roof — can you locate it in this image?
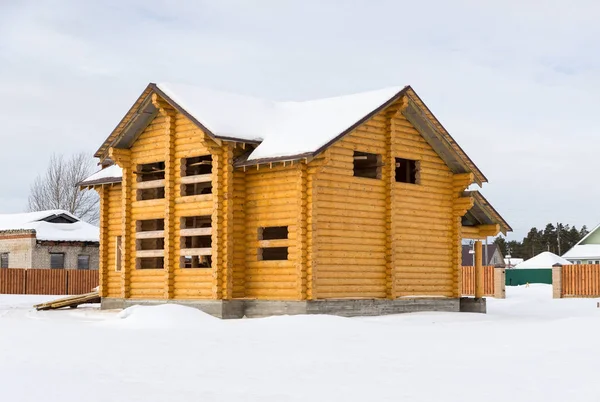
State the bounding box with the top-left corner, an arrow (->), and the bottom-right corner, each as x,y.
0,210 -> 99,242
514,252 -> 571,269
157,83 -> 404,161
504,258 -> 524,267
562,245 -> 600,260
80,164 -> 123,186
561,222 -> 600,260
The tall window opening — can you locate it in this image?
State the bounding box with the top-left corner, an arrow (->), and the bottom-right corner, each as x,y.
395,158 -> 419,184
180,215 -> 212,268
181,155 -> 212,196
0,253 -> 8,268
136,161 -> 165,200
77,255 -> 90,270
135,219 -> 165,270
115,236 -> 122,272
258,226 -> 289,261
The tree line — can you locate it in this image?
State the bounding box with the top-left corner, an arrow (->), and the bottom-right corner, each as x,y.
494,223 -> 589,260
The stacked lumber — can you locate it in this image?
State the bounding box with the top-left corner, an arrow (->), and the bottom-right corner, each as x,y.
34,291 -> 100,311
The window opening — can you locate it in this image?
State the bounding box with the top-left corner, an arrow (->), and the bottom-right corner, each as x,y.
77,255 -> 90,270
395,158 -> 419,184
353,151 -> 381,179
50,253 -> 65,269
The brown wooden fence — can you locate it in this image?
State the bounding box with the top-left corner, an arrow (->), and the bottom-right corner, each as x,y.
461,266 -> 496,296
0,269 -> 98,295
561,264 -> 600,297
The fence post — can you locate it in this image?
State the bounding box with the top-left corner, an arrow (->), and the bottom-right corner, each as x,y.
552,263 -> 562,298
494,268 -> 506,299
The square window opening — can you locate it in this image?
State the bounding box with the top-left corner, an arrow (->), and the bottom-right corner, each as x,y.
137,219 -> 165,232
181,236 -> 212,249
181,182 -> 212,196
137,187 -> 165,201
137,257 -> 164,269
50,253 -> 65,269
353,151 -> 381,179
137,161 -> 165,182
259,226 -> 288,240
180,255 -> 212,269
137,238 -> 165,251
259,247 -> 288,261
182,155 -> 212,176
181,216 -> 211,229
395,158 -> 419,184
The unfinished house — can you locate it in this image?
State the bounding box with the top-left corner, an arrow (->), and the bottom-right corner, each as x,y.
0,210 -> 99,269
80,82 -> 511,317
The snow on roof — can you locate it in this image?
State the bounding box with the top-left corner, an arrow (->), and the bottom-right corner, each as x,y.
514,252 -> 572,269
80,164 -> 123,186
562,244 -> 600,260
0,210 -> 99,242
157,83 -> 405,161
504,258 -> 524,266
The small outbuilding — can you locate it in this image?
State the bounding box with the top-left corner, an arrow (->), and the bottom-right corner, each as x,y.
0,210 -> 99,269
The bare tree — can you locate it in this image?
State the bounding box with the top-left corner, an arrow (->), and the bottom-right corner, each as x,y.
27,153 -> 100,224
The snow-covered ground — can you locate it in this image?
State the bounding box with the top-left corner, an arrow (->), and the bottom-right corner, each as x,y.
1,285 -> 599,402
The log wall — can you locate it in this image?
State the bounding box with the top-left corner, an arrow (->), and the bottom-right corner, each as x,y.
243,164 -> 302,300
311,97 -> 472,299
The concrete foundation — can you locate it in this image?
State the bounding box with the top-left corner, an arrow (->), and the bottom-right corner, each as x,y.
102,297 -> 470,319
459,297 -> 487,313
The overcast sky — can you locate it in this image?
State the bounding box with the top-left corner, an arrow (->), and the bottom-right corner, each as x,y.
1,0 -> 599,239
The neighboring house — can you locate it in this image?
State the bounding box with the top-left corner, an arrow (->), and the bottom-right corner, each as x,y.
80,82 -> 510,317
0,210 -> 99,269
461,244 -> 504,266
514,252 -> 571,269
562,223 -> 600,264
504,257 -> 524,268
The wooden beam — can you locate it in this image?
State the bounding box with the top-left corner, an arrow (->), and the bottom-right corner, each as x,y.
136,250 -> 165,258
180,174 -> 212,184
180,227 -> 212,237
135,230 -> 165,239
136,179 -> 165,189
474,240 -> 483,298
461,224 -> 501,239
179,248 -> 212,256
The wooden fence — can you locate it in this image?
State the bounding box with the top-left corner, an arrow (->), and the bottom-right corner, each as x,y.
0,269 -> 98,295
560,264 -> 600,297
461,266 -> 497,297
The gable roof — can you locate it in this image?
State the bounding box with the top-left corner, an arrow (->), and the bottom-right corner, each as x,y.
562,222 -> 600,260
0,210 -> 99,242
94,82 -> 487,184
462,191 -> 512,235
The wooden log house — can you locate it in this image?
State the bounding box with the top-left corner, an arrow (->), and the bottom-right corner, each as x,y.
80,83 -> 511,317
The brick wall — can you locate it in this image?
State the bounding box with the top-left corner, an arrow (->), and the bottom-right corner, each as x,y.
0,235 -> 35,268
32,243 -> 100,270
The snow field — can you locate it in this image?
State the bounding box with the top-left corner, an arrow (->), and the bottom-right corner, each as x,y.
0,285 -> 598,402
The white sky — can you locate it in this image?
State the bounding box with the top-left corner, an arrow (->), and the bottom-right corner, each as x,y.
1,0 -> 599,239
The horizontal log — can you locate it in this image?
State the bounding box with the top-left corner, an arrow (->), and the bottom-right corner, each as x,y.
179,174 -> 212,184
179,248 -> 212,256
135,230 -> 165,239
135,250 -> 165,258
179,227 -> 212,237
